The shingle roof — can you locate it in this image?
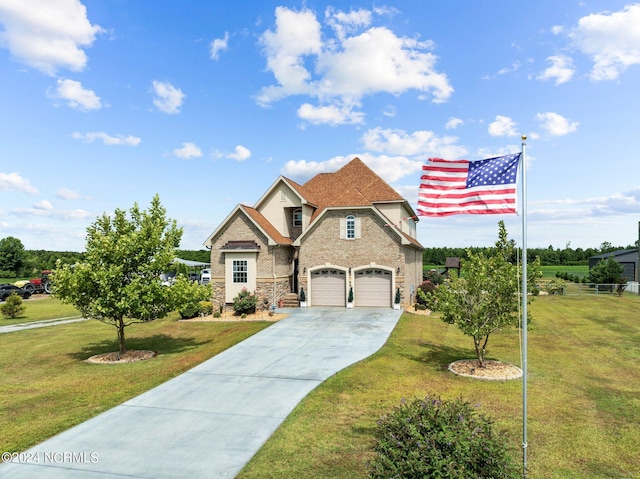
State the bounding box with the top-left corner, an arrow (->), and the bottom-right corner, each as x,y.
242,206 -> 293,245
300,157 -> 405,220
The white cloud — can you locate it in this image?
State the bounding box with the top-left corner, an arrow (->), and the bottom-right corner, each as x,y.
445,117 -> 463,129
488,115 -> 518,137
0,0 -> 103,75
361,127 -> 467,159
569,4 -> 640,81
325,6 -> 372,41
282,153 -> 422,184
0,172 -> 38,194
56,188 -> 84,200
72,131 -> 141,146
152,80 -> 185,114
49,78 -> 101,111
257,6 -> 453,125
537,55 -> 575,85
297,103 -> 364,125
226,145 -> 251,161
210,31 -> 229,60
33,199 -> 52,210
172,142 -> 202,159
535,112 -> 579,136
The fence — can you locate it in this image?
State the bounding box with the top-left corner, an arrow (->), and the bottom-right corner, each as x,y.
552,281 -> 639,296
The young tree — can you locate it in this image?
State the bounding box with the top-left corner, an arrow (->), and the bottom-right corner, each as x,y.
52,195 -> 182,354
587,257 -> 626,293
0,236 -> 26,277
429,221 -> 531,367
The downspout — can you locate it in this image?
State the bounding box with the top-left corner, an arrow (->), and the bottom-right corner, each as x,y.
273,245 -> 277,307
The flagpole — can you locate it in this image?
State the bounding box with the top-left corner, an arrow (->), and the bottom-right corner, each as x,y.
521,135 -> 528,478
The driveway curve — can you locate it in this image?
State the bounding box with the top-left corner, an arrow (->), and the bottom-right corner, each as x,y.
1,307 -> 402,479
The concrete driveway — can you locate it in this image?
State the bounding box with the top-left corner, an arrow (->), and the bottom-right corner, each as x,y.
1,307 -> 402,479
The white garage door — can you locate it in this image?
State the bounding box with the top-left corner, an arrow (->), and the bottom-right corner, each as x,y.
311,269 -> 346,306
355,269 -> 392,307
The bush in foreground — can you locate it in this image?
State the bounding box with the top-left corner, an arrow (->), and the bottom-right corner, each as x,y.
369,395 -> 519,479
1,293 -> 26,319
232,288 -> 257,315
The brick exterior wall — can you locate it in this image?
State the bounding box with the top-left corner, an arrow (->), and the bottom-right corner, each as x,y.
297,209 -> 420,307
208,211 -> 295,309
207,208 -> 422,310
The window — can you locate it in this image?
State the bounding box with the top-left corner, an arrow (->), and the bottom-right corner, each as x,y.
232,260 -> 247,283
293,208 -> 302,227
346,215 -> 355,239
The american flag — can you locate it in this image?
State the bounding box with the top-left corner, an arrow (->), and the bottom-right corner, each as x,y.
418,153 -> 521,216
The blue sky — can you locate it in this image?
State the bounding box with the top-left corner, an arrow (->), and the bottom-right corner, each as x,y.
1,0 -> 639,252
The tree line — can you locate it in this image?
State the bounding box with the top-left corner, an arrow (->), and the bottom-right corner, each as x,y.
423,241 -> 639,266
0,235 -> 210,279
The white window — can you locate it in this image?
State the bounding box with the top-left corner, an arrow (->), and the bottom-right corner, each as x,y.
340,214 -> 361,239
293,208 -> 302,227
233,260 -> 247,283
346,215 -> 355,239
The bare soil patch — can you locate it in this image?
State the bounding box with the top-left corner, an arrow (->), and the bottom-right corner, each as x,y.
448,359 -> 522,381
86,350 -> 157,364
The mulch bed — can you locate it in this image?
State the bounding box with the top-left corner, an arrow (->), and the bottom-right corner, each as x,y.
86,350 -> 157,364
448,359 -> 523,381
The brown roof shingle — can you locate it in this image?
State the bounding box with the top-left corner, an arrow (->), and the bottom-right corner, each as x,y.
301,157 -> 404,220
242,206 -> 293,245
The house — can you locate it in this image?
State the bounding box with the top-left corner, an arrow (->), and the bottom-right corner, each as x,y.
589,249 -> 638,282
203,157 -> 424,309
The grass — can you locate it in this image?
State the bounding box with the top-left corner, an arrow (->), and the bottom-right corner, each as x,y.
0,296 -> 81,325
238,294 -> 640,479
0,314 -> 272,454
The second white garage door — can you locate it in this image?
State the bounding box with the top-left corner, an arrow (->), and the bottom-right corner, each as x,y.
310,269 -> 346,306
355,269 -> 392,307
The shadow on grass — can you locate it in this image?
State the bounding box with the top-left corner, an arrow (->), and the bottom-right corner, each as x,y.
408,341 -> 476,370
68,334 -> 210,361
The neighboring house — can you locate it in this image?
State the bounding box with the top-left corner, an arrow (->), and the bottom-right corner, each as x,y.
589,249 -> 638,282
204,157 -> 423,309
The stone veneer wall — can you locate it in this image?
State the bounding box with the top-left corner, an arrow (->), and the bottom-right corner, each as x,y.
207,210 -> 294,310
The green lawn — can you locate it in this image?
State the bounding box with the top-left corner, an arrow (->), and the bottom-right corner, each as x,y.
239,295 -> 640,479
0,296 -> 81,325
0,315 -> 272,454
3,295 -> 639,477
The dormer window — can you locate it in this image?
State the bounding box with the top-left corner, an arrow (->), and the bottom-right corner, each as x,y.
293,208 -> 302,227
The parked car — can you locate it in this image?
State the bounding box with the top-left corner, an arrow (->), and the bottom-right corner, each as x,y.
0,283 -> 32,301
200,268 -> 211,284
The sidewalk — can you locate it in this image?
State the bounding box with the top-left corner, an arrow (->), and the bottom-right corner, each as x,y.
0,317 -> 87,334
0,307 -> 402,478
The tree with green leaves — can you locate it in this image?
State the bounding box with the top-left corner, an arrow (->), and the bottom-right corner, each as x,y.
0,236 -> 26,277
587,256 -> 626,294
429,221 -> 537,368
52,195 -> 183,354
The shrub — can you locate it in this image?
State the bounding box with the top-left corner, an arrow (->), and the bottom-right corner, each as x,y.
213,311 -> 221,318
369,395 -> 519,479
232,288 -> 257,315
171,275 -> 212,319
199,301 -> 213,315
394,287 -> 401,304
1,293 -> 26,319
416,280 -> 438,306
546,278 -> 566,295
423,269 -> 444,285
299,287 -> 306,302
348,287 -> 354,303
